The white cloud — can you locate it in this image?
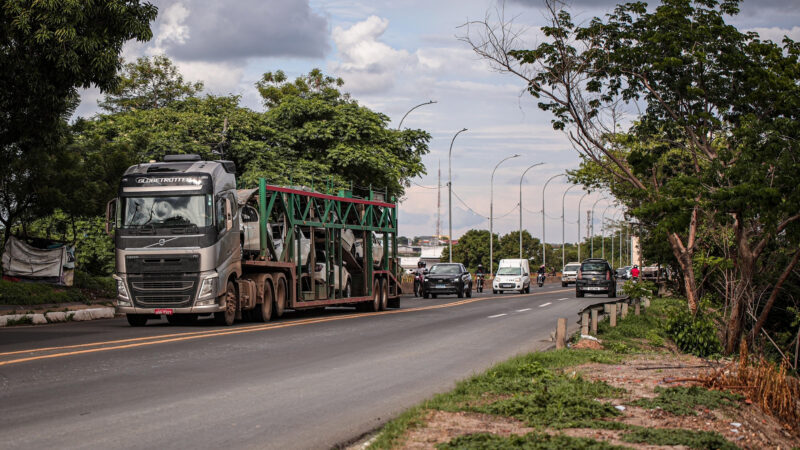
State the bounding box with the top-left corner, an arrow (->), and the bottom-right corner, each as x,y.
153,3 -> 191,51
748,26 -> 800,44
331,16 -> 416,93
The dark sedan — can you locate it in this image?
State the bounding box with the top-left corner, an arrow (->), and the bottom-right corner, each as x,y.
423,263 -> 472,298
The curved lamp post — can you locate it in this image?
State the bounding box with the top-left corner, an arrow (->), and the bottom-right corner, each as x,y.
519,163 -> 544,259
601,203 -> 615,259
397,100 -> 437,130
541,173 -> 566,268
448,128 -> 468,262
590,196 -> 607,258
576,191 -> 590,262
561,184 -> 579,269
489,154 -> 521,274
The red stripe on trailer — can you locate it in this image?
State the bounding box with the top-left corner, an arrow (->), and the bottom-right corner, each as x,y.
265,184 -> 396,208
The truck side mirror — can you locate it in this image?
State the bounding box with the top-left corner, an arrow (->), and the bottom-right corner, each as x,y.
225,198 -> 233,231
105,199 -> 117,237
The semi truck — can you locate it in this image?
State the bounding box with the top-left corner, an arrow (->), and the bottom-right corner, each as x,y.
105,154 -> 401,326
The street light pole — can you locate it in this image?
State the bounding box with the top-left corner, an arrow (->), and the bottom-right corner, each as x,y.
561,184 -> 579,269
590,196 -> 606,258
601,203 -> 614,259
577,192 -> 589,262
519,163 -> 544,259
448,128 -> 468,263
490,153 -> 521,275
397,100 -> 437,130
542,173 -> 566,269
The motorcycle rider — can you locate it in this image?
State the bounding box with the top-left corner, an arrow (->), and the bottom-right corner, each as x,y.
414,260 -> 427,297
537,264 -> 546,286
475,263 -> 486,292
631,265 -> 640,281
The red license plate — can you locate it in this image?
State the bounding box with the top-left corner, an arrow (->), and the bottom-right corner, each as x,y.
154,309 -> 174,315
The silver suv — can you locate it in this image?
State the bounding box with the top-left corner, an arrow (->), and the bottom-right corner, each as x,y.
561,262 -> 581,287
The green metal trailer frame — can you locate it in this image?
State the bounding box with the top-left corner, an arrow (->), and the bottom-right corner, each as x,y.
241,179 -> 401,310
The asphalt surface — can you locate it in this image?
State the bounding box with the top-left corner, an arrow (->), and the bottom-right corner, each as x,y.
0,284 -> 615,449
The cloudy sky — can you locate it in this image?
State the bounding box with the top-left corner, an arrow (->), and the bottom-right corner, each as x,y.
74,0 -> 800,244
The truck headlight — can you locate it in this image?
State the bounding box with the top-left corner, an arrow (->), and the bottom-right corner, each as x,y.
197,275 -> 218,300
113,274 -> 131,306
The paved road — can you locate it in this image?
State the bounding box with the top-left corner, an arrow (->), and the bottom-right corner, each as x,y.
0,284 -> 614,449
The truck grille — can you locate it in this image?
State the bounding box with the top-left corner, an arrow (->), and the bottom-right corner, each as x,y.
128,272 -> 199,308
132,281 -> 194,290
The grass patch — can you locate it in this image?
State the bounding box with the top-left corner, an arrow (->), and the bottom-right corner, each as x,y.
4,315 -> 34,326
631,386 -> 741,415
621,427 -> 738,449
425,350 -> 625,428
368,405 -> 428,450
368,350 -> 623,448
436,432 -> 627,449
0,271 -> 114,306
594,298 -> 678,353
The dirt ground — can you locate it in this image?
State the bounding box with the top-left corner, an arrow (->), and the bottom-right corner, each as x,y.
386,350 -> 800,449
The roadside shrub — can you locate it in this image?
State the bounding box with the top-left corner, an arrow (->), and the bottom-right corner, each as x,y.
632,386 -> 741,415
73,271 -> 116,297
664,303 -> 722,357
621,280 -> 656,300
0,279 -> 88,305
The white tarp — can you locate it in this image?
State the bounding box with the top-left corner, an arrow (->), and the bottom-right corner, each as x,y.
2,237 -> 74,285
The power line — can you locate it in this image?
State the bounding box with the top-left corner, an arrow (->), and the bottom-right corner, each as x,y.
411,180 -> 439,190
451,189 -> 489,219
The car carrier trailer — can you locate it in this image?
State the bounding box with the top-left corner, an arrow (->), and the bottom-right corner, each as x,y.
106,155 -> 401,326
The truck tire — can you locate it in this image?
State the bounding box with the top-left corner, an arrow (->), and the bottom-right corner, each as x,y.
379,279 -> 388,311
274,275 -> 287,318
214,280 -> 237,326
370,280 -> 381,312
126,314 -> 148,327
253,280 -> 273,322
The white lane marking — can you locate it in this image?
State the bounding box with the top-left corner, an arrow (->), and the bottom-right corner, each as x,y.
516,308 -> 531,312
488,313 -> 507,318
539,302 -> 552,307
557,298 -> 569,301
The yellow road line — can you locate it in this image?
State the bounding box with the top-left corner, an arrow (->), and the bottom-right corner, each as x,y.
0,289 -> 571,367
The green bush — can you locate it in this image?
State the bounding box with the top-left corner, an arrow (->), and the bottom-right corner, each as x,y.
664,301 -> 722,357
0,279 -> 88,305
621,280 -> 656,300
73,271 -> 116,297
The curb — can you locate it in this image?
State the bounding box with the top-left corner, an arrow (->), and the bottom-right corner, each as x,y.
0,307 -> 116,327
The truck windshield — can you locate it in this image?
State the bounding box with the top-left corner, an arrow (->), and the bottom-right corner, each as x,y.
496,267 -> 521,275
122,195 -> 213,228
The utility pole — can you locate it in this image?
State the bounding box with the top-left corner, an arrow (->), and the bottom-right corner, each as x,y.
436,160 -> 441,246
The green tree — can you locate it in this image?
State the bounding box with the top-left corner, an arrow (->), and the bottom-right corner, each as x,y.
0,0 -> 157,242
441,229 -> 496,272
251,69 -> 430,197
99,55 -> 204,113
462,0 -> 800,353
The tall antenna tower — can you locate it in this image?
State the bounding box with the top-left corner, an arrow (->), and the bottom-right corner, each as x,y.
436,160 -> 441,245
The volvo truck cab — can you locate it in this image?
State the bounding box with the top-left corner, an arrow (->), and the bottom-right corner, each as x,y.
106,154 -> 242,326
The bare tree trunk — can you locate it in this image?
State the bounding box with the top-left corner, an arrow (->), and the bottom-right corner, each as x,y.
751,248 -> 800,339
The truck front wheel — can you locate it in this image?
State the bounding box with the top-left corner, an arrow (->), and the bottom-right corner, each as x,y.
126,314 -> 148,327
214,281 -> 236,326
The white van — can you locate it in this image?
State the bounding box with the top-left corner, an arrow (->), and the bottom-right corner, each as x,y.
493,259 -> 531,294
